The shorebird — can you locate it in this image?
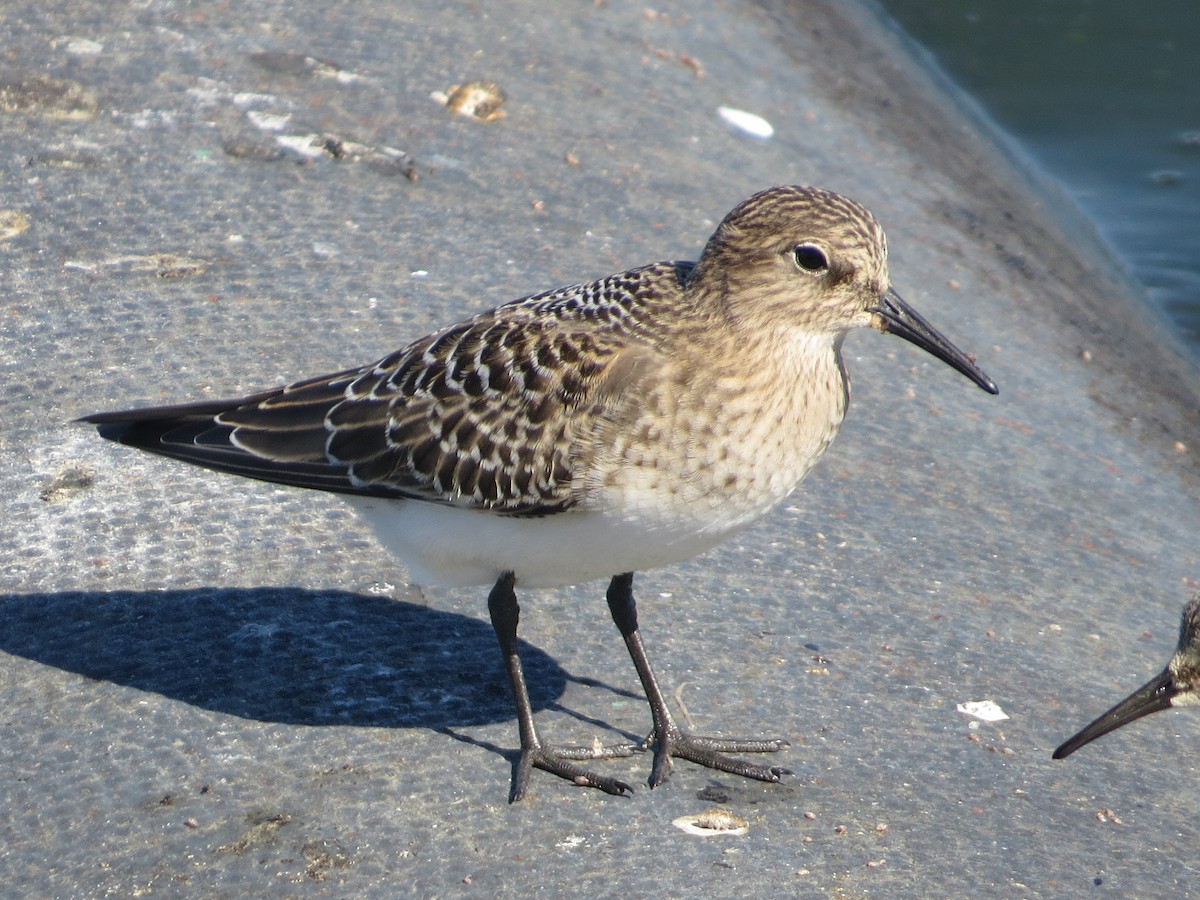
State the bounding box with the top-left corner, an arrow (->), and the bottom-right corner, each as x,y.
81,185 -> 997,800
1054,594 -> 1200,760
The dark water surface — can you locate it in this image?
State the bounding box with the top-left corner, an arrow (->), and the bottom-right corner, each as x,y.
879,0 -> 1200,354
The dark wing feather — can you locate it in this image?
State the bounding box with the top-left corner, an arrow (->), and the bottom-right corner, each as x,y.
77,372 -> 413,498
289,315 -> 636,513
78,268 -> 677,512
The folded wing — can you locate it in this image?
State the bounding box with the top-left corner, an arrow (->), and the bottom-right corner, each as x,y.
81,312 -> 649,516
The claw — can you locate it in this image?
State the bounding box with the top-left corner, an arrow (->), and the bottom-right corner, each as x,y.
510,744 -> 635,802
647,726 -> 792,789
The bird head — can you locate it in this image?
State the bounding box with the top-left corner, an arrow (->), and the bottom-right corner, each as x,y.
693,185 -> 997,395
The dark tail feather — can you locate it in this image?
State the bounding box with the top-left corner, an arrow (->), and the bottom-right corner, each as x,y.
76,393 -> 406,499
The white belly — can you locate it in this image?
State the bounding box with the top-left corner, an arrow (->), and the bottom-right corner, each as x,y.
343,495 -> 759,588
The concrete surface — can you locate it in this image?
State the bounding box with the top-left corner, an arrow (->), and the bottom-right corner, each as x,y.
3,0 -> 1200,895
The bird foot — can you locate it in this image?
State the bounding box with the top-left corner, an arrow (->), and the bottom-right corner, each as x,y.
645,727 -> 792,788
510,740 -> 638,801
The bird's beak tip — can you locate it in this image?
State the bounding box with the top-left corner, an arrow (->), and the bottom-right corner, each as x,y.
871,291 -> 997,395
1052,667 -> 1178,760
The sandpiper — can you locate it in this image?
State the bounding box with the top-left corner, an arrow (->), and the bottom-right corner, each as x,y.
81,185 -> 997,800
1054,594 -> 1200,760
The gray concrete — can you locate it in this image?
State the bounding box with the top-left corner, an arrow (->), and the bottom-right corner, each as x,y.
3,0 -> 1200,895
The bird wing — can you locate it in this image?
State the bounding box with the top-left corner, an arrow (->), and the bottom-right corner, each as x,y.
80,272 -> 678,515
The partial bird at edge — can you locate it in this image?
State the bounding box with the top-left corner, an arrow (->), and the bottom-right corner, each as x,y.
1054,593 -> 1200,760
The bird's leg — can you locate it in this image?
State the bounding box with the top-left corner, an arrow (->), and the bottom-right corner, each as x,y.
606,572 -> 792,788
487,571 -> 635,801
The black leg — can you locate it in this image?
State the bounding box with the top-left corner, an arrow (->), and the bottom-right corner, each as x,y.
606,572 -> 792,788
487,572 -> 635,801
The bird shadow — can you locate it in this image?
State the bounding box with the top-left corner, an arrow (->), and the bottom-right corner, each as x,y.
0,587 -> 640,735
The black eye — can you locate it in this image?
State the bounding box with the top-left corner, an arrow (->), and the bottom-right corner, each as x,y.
793,242 -> 829,273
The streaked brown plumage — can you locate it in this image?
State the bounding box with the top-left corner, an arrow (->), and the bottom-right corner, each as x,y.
81,185 -> 997,800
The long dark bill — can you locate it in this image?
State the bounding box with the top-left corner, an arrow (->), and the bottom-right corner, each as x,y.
1052,667 -> 1177,760
870,288 -> 998,395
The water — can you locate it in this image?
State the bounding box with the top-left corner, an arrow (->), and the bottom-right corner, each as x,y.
879,0 -> 1200,353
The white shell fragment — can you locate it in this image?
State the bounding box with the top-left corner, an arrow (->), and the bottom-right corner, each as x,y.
274,133 -> 327,158
672,807 -> 750,837
956,700 -> 1010,722
56,36 -> 104,56
246,110 -> 292,132
717,106 -> 774,139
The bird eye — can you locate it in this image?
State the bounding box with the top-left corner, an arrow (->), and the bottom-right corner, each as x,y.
792,242 -> 829,273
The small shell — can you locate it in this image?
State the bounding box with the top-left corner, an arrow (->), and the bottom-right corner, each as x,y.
717,106 -> 773,139
956,700 -> 1009,722
672,807 -> 749,837
437,81 -> 507,122
56,36 -> 104,56
246,110 -> 292,132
